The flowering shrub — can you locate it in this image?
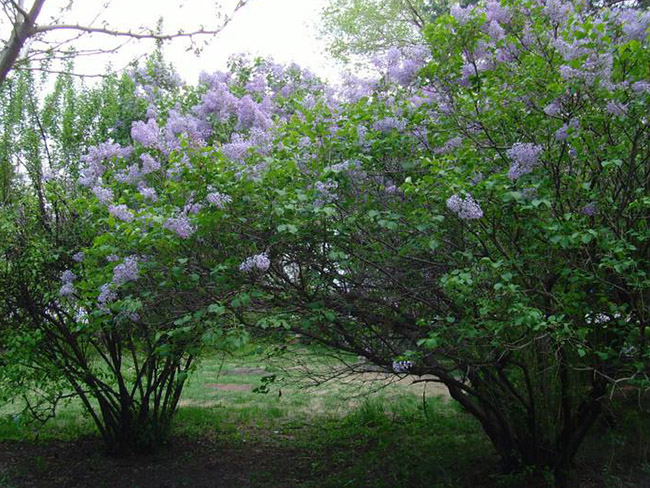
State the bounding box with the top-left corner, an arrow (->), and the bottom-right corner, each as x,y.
1,2 -> 649,479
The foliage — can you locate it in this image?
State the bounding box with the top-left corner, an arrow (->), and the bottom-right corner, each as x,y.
2,1 -> 650,483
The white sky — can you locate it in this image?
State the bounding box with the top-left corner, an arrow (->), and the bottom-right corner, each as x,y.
32,0 -> 343,84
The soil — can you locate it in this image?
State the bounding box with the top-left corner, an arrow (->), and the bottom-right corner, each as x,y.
0,436 -> 310,488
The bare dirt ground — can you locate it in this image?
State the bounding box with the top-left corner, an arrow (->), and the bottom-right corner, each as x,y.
0,437 -> 311,488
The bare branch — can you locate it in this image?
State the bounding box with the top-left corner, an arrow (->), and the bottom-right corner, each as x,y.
0,0 -> 252,84
0,0 -> 47,84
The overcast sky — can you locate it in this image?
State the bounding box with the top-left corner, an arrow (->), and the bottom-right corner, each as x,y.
34,0 -> 342,84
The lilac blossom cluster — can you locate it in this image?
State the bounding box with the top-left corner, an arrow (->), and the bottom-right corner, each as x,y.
506,143 -> 543,180
206,191 -> 232,208
112,255 -> 139,285
239,253 -> 271,272
59,270 -> 77,297
446,194 -> 484,220
164,215 -> 195,239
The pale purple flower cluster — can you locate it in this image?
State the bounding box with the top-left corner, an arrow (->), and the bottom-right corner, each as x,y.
221,134 -> 253,161
581,202 -> 597,216
165,109 -> 212,150
106,254 -> 120,262
164,215 -> 195,239
631,81 -> 650,94
183,202 -> 204,215
112,255 -> 139,285
616,10 -> 650,42
484,0 -> 511,24
131,119 -> 161,148
59,270 -> 77,297
451,4 -> 473,25
435,136 -> 463,154
92,185 -> 114,204
544,100 -> 562,116
315,180 -> 338,206
606,101 -> 627,117
340,73 -> 376,103
98,283 -> 117,307
446,194 -> 484,220
382,46 -> 429,87
239,253 -> 271,272
59,283 -> 75,297
206,191 -> 232,208
108,204 -> 134,222
140,153 -> 161,174
194,81 -> 238,121
115,163 -> 142,185
72,252 -> 85,263
245,75 -> 267,94
506,143 -> 543,180
235,95 -> 273,131
79,142 -> 131,187
372,117 -> 406,133
138,185 -> 158,201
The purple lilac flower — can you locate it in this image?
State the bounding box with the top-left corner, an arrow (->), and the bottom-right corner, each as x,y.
239,253 -> 271,272
484,0 -> 511,24
106,254 -> 120,262
435,136 -> 463,154
140,153 -> 161,174
195,82 -> 238,121
165,109 -> 212,149
113,255 -> 139,285
340,73 -> 376,102
164,215 -> 195,239
555,124 -> 569,141
616,10 -> 650,42
138,185 -> 158,201
315,180 -> 338,206
631,81 -> 650,94
506,143 -> 543,180
544,100 -> 562,116
206,191 -> 232,208
581,202 -> 597,216
246,75 -> 267,94
72,252 -> 85,263
108,204 -> 134,222
79,141 -> 131,186
184,202 -> 203,215
446,194 -> 484,220
61,270 -> 76,284
544,0 -> 572,25
451,4 -> 472,25
606,101 -> 627,117
236,95 -> 272,131
92,185 -> 114,204
59,282 -> 75,297
487,21 -> 506,40
221,134 -> 253,161
98,283 -> 117,307
131,119 -> 161,148
115,163 -> 142,185
373,117 -> 406,133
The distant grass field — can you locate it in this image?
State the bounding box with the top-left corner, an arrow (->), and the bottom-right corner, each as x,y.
1,345 -> 649,487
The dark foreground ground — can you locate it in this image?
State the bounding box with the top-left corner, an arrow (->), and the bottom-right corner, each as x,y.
1,354 -> 650,487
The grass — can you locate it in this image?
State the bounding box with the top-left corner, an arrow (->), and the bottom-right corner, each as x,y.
1,345 -> 650,487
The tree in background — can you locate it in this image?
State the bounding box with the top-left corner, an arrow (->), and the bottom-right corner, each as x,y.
0,0 -> 251,84
320,0 -> 466,63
